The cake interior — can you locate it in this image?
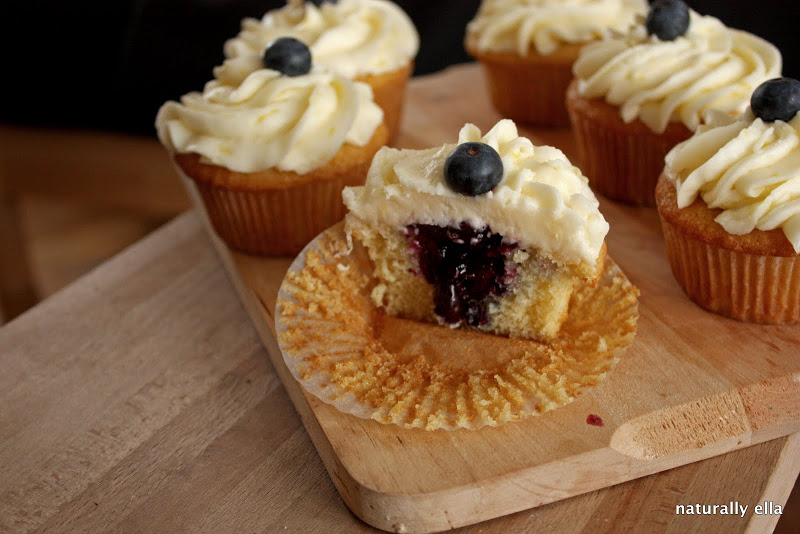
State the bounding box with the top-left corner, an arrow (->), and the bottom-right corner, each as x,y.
346,216 -> 578,341
407,222 -> 517,326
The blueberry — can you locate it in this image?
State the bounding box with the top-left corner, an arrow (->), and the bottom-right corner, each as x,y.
308,0 -> 337,5
444,142 -> 504,196
263,37 -> 312,77
751,78 -> 800,122
646,0 -> 690,41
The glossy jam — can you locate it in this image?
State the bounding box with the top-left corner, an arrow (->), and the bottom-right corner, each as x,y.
405,222 -> 518,326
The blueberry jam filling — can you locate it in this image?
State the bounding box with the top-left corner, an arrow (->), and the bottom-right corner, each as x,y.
406,222 -> 519,327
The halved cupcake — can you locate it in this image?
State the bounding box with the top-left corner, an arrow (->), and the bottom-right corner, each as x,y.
343,119 -> 609,341
276,119 -> 639,429
657,78 -> 800,323
215,0 -> 418,141
156,38 -> 387,256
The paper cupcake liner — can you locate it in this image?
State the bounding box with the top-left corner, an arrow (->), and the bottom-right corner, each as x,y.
357,62 -> 413,143
276,223 -> 640,431
471,48 -> 575,127
566,81 -> 691,207
660,218 -> 800,323
191,176 -> 356,257
173,121 -> 387,257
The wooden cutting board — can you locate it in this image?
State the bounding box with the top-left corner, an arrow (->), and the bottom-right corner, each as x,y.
186,64 -> 800,534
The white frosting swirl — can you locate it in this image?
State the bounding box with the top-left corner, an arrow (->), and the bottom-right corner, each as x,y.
665,110 -> 800,252
343,119 -> 609,271
574,11 -> 782,133
215,0 -> 419,86
467,0 -> 646,56
156,68 -> 383,174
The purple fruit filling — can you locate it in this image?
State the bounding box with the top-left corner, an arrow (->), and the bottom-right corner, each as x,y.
405,222 -> 519,327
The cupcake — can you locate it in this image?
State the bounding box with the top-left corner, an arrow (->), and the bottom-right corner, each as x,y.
343,119 -> 610,341
276,119 -> 639,429
215,0 -> 419,141
656,78 -> 800,323
465,0 -> 646,127
567,0 -> 781,206
156,38 -> 388,256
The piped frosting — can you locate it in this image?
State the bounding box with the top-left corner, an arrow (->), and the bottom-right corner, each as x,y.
156,67 -> 383,174
215,0 -> 419,86
665,110 -> 800,252
343,119 -> 609,274
573,11 -> 781,133
467,0 -> 646,56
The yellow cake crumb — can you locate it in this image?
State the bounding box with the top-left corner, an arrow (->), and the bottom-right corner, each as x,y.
346,215 -> 598,341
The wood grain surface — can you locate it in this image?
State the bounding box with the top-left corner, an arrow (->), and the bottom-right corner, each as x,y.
0,177 -> 38,321
1,211 -> 799,534
197,64 -> 800,533
1,64 -> 799,534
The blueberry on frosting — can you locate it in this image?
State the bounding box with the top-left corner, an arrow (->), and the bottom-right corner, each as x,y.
646,0 -> 690,41
308,0 -> 337,5
751,78 -> 800,122
444,142 -> 503,196
263,37 -> 312,77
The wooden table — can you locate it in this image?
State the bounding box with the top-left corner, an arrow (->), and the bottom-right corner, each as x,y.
2,210 -> 799,533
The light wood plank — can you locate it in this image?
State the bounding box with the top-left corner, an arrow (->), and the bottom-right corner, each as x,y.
2,63 -> 799,534
198,64 -> 800,532
1,213 -> 798,533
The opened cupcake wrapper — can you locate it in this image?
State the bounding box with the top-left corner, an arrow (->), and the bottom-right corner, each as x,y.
276,223 -> 639,431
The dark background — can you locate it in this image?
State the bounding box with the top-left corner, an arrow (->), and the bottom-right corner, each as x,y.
3,0 -> 797,135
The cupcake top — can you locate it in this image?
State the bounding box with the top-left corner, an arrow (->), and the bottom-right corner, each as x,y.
573,7 -> 781,134
466,0 -> 646,56
343,119 -> 609,275
665,105 -> 800,253
156,38 -> 383,175
215,0 -> 419,86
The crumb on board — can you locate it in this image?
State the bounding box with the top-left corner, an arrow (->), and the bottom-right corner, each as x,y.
586,414 -> 604,427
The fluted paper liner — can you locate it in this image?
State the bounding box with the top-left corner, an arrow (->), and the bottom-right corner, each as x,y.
661,218 -> 800,324
276,223 -> 640,430
192,175 -> 355,257
566,80 -> 692,207
171,122 -> 388,257
356,62 -> 413,143
470,45 -> 577,127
